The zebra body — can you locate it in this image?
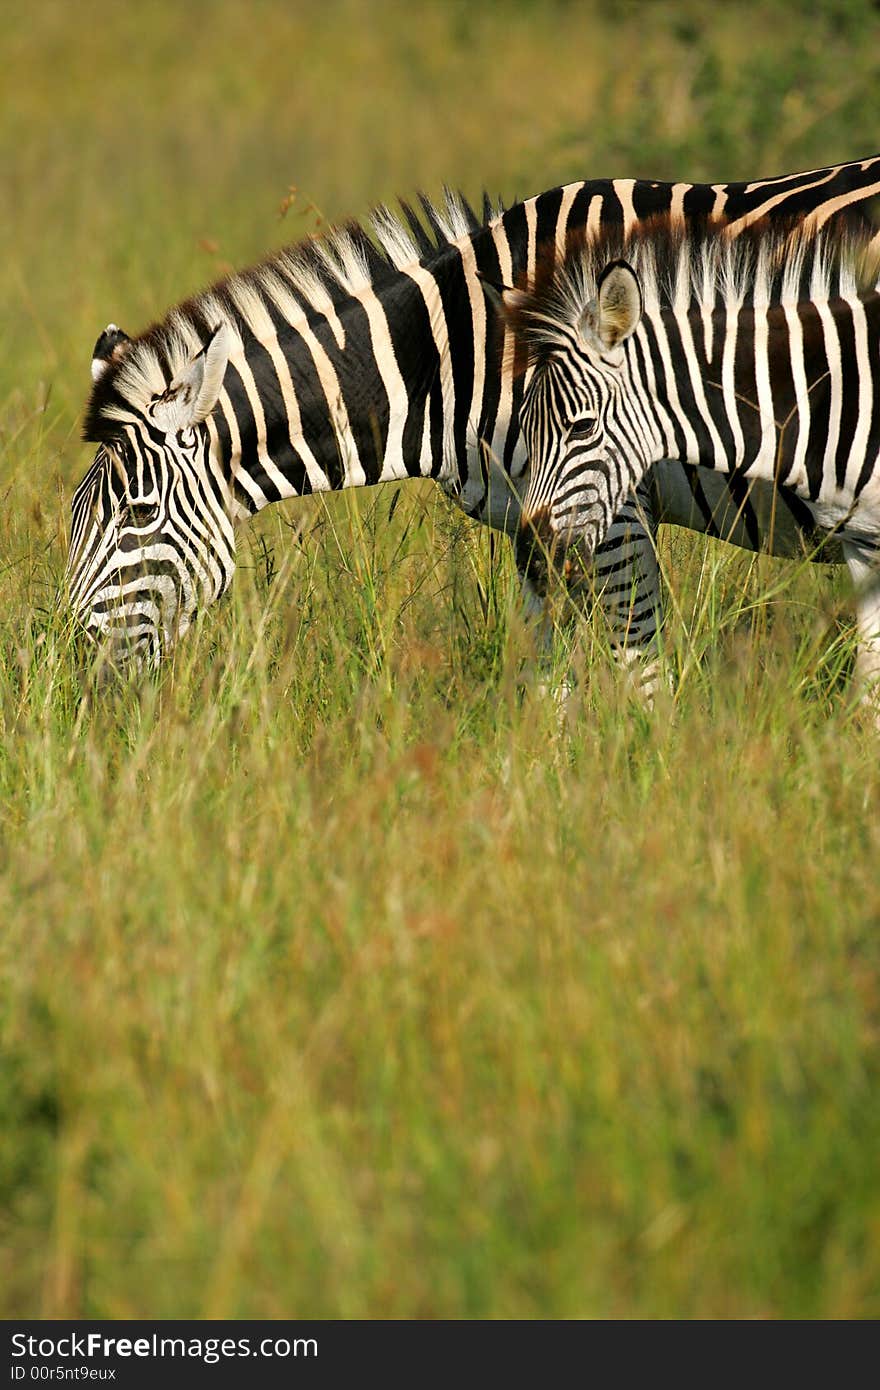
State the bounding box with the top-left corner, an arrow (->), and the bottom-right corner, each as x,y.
509,216 -> 880,693
68,157 -> 880,668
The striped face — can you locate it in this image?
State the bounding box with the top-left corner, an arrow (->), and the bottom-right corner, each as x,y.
516,260 -> 649,569
66,423 -> 237,669
69,321 -> 239,669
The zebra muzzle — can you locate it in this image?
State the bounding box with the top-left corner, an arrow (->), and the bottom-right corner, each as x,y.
518,508 -> 595,596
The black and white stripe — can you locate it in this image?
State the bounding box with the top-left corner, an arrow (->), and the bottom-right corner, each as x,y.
68,156 -> 880,669
512,215 -> 880,697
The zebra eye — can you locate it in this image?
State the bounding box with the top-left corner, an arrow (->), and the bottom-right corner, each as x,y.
125,502 -> 160,529
567,415 -> 596,438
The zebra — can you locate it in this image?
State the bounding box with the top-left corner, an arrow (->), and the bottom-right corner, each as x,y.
66,157 -> 880,676
504,214 -> 880,698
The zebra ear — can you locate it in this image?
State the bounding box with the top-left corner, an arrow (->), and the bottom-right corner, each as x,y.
155,322 -> 235,433
581,260 -> 642,359
91,324 -> 131,383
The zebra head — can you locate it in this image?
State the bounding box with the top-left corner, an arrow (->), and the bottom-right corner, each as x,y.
67,322 -> 238,670
507,258 -> 650,580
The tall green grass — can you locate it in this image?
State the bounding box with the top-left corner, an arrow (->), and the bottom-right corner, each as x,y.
2,0 -> 880,1317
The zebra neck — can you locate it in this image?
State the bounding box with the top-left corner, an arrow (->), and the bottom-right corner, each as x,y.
210,239 -> 510,519
636,292 -> 880,500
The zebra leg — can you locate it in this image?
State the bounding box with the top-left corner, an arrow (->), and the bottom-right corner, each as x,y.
843,537 -> 880,707
588,481 -> 665,703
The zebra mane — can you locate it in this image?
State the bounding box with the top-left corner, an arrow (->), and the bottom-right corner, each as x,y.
507,214 -> 880,360
83,188 -> 504,443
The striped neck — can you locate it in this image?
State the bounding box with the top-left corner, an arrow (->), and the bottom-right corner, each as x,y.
205,248 -> 470,516
620,238 -> 880,498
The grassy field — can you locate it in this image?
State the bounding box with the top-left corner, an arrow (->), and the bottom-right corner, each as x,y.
2,0 -> 880,1318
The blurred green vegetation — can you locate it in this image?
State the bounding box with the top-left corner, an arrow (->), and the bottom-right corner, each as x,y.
2,0 -> 880,1318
